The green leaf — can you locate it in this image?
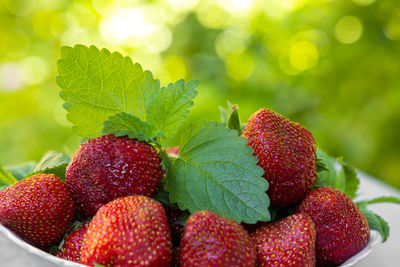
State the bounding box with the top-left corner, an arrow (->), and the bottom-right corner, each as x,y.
219,101 -> 242,135
315,148 -> 339,188
228,107 -> 242,135
360,208 -> 389,242
0,165 -> 18,189
165,121 -> 270,224
153,189 -> 177,208
4,161 -> 36,180
316,158 -> 328,173
57,45 -> 160,139
314,149 -> 360,198
337,157 -> 360,199
146,79 -> 198,139
28,151 -> 71,181
356,196 -> 400,209
102,112 -> 162,144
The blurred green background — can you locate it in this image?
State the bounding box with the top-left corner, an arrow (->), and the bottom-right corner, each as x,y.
0,0 -> 399,187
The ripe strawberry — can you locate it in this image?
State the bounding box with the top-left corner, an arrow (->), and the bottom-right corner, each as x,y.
242,108 -> 316,207
66,134 -> 163,216
180,210 -> 256,267
250,213 -> 316,267
0,173 -> 75,248
80,195 -> 172,267
56,222 -> 89,263
297,186 -> 370,265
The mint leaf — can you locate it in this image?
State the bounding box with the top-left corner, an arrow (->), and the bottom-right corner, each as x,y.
360,208 -> 389,242
315,148 -> 339,188
165,121 -> 270,224
337,157 -> 359,199
0,165 -> 18,190
57,45 -> 159,139
314,149 -> 360,198
28,151 -> 71,181
4,161 -> 36,180
146,79 -> 198,139
153,189 -> 177,208
102,112 -> 162,144
316,158 -> 328,173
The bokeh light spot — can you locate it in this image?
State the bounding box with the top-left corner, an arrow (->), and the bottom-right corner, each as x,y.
143,25 -> 172,53
197,3 -> 228,29
218,0 -> 254,17
289,41 -> 319,71
384,11 -> 400,40
61,27 -> 91,46
167,0 -> 199,11
282,0 -> 309,11
334,16 -> 363,44
226,52 -> 254,81
20,56 -> 49,85
0,63 -> 24,92
100,8 -> 154,45
352,0 -> 376,6
215,27 -> 249,59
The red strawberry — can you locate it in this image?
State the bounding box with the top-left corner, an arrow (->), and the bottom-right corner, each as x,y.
0,173 -> 75,248
297,186 -> 370,265
250,213 -> 316,267
80,195 -> 172,267
66,134 -> 163,216
242,108 -> 316,207
56,222 -> 89,263
180,210 -> 256,267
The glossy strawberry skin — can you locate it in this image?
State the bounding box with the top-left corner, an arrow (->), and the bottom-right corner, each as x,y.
80,195 -> 172,267
66,134 -> 163,216
0,174 -> 75,248
242,108 -> 317,207
297,187 -> 370,265
180,210 -> 256,267
251,213 -> 316,267
56,223 -> 89,263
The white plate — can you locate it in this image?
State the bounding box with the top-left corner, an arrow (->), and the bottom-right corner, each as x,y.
0,223 -> 380,267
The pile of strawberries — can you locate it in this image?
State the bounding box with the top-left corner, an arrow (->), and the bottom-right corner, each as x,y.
0,108 -> 372,267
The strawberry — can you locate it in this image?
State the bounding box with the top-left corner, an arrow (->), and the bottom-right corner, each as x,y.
80,195 -> 172,267
297,186 -> 370,265
250,213 -> 316,267
0,173 -> 75,248
56,222 -> 89,263
180,210 -> 256,267
66,134 -> 163,216
242,108 -> 316,207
